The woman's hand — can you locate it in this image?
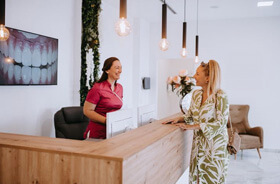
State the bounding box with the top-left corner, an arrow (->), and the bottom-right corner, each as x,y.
175,123 -> 201,131
162,116 -> 183,125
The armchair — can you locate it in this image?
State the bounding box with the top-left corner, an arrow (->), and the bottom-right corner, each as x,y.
228,105 -> 263,159
54,106 -> 89,140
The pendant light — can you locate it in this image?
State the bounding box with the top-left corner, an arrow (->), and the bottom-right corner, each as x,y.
180,0 -> 187,57
159,0 -> 169,51
115,0 -> 131,36
0,0 -> 9,41
195,0 -> 199,63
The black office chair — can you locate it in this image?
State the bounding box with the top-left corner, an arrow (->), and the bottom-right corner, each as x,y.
54,106 -> 89,140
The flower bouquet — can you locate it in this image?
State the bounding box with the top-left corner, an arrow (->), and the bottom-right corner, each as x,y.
167,69 -> 196,98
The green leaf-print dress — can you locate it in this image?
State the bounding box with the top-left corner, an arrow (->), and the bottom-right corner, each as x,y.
184,89 -> 229,184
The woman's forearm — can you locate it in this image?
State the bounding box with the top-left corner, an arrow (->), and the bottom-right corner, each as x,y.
193,124 -> 201,130
83,101 -> 106,124
84,109 -> 106,124
176,123 -> 201,130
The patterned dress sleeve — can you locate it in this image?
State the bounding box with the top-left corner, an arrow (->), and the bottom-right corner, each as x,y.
200,90 -> 229,141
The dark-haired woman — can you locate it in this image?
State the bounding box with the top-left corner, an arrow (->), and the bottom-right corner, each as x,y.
83,57 -> 123,140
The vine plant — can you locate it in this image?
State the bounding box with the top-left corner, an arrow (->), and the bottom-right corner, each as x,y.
80,0 -> 101,106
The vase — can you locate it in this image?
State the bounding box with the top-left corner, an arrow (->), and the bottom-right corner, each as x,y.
179,92 -> 192,114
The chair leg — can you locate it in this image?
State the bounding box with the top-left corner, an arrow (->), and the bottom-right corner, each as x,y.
241,150 -> 243,160
234,154 -> 237,160
257,148 -> 262,159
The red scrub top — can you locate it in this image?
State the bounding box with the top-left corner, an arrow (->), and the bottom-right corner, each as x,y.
83,80 -> 123,139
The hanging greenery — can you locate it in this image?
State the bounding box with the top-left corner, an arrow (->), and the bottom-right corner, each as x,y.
80,0 -> 102,106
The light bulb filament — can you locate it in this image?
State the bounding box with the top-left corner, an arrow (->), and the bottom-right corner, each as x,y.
120,20 -> 126,33
195,56 -> 199,63
115,18 -> 131,36
181,48 -> 187,57
159,38 -> 169,51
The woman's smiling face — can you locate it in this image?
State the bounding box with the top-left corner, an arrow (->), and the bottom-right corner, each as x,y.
193,65 -> 208,87
106,60 -> 122,81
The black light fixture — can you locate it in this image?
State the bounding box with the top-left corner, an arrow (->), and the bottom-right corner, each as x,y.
115,0 -> 131,36
180,0 -> 187,57
195,0 -> 199,63
159,0 -> 169,51
0,0 -> 9,41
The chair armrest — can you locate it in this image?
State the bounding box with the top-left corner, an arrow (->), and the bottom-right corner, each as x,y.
247,126 -> 263,148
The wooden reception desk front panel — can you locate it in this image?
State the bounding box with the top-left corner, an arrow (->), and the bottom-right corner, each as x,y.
0,113 -> 193,184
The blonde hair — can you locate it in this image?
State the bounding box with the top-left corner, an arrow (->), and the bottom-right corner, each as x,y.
201,60 -> 221,98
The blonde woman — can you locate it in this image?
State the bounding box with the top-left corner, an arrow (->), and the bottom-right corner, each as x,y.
163,60 -> 229,184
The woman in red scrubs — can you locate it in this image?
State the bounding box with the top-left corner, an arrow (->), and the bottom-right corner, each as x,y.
83,57 -> 123,140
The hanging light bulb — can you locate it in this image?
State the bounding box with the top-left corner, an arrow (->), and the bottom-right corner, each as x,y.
115,18 -> 131,36
181,48 -> 187,57
159,38 -> 169,51
0,0 -> 9,41
195,56 -> 199,63
115,0 -> 131,36
159,1 -> 169,51
180,0 -> 187,57
0,24 -> 9,41
180,22 -> 187,57
181,22 -> 187,57
195,35 -> 199,63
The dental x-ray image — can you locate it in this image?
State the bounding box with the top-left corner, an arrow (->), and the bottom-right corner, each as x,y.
0,27 -> 58,85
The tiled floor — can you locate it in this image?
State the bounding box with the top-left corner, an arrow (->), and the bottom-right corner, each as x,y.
227,149 -> 280,184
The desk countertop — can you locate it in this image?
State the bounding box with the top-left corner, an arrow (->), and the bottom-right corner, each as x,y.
0,113 -> 183,161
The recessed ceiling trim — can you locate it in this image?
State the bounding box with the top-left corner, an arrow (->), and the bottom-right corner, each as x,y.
257,1 -> 274,7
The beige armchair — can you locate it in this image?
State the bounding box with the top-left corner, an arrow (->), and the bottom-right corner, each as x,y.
228,105 -> 263,159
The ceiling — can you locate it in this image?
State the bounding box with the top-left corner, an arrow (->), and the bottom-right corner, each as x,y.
106,0 -> 280,22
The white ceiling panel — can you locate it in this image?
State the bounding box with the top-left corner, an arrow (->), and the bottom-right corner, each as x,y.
105,0 -> 280,22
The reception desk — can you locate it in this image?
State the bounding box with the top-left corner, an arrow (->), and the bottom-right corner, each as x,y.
0,113 -> 193,184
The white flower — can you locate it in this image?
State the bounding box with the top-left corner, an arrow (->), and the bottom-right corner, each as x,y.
167,70 -> 196,98
184,76 -> 190,82
179,69 -> 188,77
190,78 -> 196,84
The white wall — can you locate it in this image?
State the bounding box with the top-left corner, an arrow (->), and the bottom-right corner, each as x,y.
1,0 -> 82,137
205,17 -> 280,150
152,17 -> 280,149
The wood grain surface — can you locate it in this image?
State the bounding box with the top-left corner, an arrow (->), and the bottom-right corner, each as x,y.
0,113 -> 193,184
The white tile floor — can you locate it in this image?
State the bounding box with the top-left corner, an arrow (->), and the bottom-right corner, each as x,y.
227,149 -> 280,184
